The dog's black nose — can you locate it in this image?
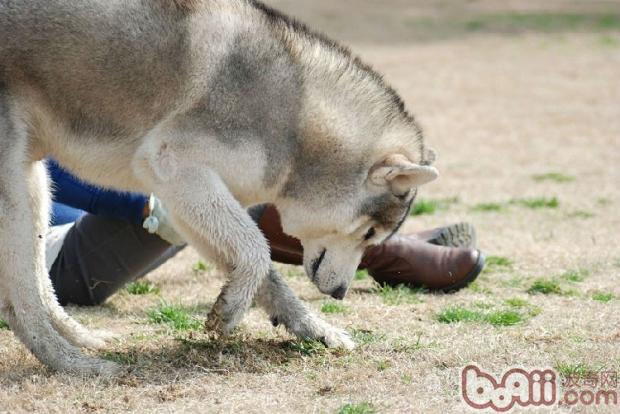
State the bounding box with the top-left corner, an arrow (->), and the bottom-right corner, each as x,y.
330,285 -> 347,300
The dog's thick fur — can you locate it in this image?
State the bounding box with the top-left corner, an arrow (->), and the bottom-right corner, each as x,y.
0,0 -> 438,374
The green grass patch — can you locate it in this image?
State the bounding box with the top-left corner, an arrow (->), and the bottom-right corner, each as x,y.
505,297 -> 529,308
527,273 -> 589,296
392,332 -> 438,353
355,270 -> 369,281
486,310 -> 524,326
463,13 -> 620,33
472,197 -> 560,212
555,363 -> 602,380
504,298 -> 542,317
527,306 -> 542,317
337,403 -> 376,414
592,292 -> 615,302
512,197 -> 559,209
561,269 -> 588,283
126,280 -> 160,295
375,284 -> 424,306
321,302 -> 350,314
376,359 -> 392,372
402,13 -> 620,43
0,319 -> 8,330
147,303 -> 202,331
600,35 -> 619,46
102,351 -> 138,366
486,255 -> 513,270
560,288 -> 582,298
351,329 -> 385,346
411,199 -> 438,216
127,332 -> 163,344
437,306 -> 484,324
471,202 -> 505,212
192,260 -> 210,273
532,172 -> 575,183
527,279 -> 563,295
410,197 -> 459,216
467,280 -> 493,294
503,276 -> 527,288
437,304 -> 532,326
568,210 -> 595,219
287,339 -> 326,356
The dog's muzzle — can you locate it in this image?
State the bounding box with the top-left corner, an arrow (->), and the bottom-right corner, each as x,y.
330,284 -> 347,300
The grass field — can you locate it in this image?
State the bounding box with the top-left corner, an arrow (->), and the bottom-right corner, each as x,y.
1,1 -> 619,413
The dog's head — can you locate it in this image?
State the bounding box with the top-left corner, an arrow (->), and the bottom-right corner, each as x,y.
277,147 -> 438,300
269,39 -> 440,299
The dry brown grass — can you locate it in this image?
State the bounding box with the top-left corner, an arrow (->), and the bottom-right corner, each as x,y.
1,1 -> 619,413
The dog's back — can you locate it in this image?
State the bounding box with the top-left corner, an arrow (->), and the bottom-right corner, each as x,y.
0,0 -> 195,136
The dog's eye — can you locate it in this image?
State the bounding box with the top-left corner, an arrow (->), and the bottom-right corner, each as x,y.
364,227 -> 376,241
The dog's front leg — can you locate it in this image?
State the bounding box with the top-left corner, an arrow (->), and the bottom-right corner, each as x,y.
256,267 -> 355,350
150,165 -> 271,336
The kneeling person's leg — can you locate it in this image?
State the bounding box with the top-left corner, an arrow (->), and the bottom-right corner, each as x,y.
50,214 -> 183,306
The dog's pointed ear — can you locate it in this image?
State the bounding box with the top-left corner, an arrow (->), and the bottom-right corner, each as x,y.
369,154 -> 439,194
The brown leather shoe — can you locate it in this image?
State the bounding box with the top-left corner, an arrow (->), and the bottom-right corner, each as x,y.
361,236 -> 485,292
414,222 -> 477,249
257,204 -> 485,292
258,204 -> 477,260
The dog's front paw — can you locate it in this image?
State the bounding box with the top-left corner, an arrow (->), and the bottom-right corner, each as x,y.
319,324 -> 355,350
296,316 -> 355,350
204,296 -> 244,336
204,312 -> 226,337
279,312 -> 356,350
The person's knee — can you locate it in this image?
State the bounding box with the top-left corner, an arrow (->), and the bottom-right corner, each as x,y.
49,259 -> 99,307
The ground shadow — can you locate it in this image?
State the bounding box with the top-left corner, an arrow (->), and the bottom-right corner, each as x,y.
102,335 -> 339,386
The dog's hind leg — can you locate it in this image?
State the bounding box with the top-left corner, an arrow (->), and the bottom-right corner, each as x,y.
0,95 -> 118,374
29,162 -> 113,349
256,267 -> 355,350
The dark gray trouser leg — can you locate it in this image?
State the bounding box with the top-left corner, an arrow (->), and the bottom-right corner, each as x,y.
49,214 -> 184,306
49,205 -> 270,307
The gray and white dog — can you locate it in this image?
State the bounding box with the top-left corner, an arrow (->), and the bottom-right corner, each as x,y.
0,0 -> 438,374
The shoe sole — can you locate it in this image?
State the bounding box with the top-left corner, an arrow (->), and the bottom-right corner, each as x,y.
441,250 -> 486,293
428,222 -> 477,249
